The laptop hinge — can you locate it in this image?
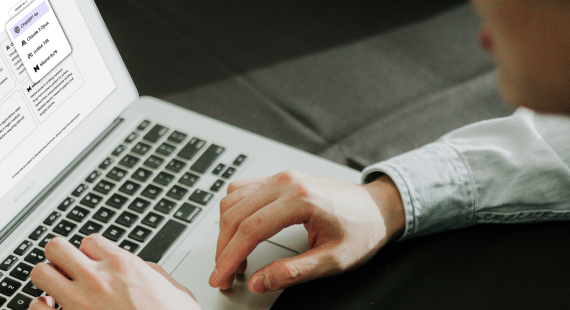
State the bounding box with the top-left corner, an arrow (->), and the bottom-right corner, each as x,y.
0,117 -> 124,243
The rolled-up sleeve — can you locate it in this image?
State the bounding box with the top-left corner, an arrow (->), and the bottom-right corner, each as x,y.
362,108 -> 570,240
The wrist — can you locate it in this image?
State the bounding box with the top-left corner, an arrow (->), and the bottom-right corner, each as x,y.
361,175 -> 405,241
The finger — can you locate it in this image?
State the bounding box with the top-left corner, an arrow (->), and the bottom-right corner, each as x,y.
220,182 -> 266,217
29,296 -> 56,310
236,259 -> 248,275
248,247 -> 336,294
31,263 -> 73,302
44,237 -> 93,280
226,176 -> 269,194
216,182 -> 283,263
210,197 -> 309,288
80,234 -> 123,261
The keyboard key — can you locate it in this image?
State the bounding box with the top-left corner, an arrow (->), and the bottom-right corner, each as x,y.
0,277 -> 21,296
210,180 -> 225,192
222,167 -> 237,179
119,180 -> 141,196
154,199 -> 177,214
178,138 -> 205,160
94,180 -> 115,195
93,207 -> 116,223
128,198 -> 151,213
212,163 -> 225,175
69,235 -> 84,248
233,154 -> 247,166
119,154 -> 140,168
189,189 -> 214,206
85,170 -> 101,183
7,293 -> 31,310
124,132 -> 139,143
166,159 -> 186,173
107,167 -> 128,181
174,203 -> 202,223
79,221 -> 103,235
67,206 -> 90,222
57,197 -> 75,212
144,155 -> 165,169
112,145 -> 127,156
141,185 -> 162,200
38,234 -> 55,248
129,226 -> 152,242
81,193 -> 103,208
138,220 -> 188,263
71,184 -> 89,197
119,240 -> 139,253
13,241 -> 32,256
137,120 -> 151,131
144,125 -> 169,143
99,157 -> 114,170
191,145 -> 225,173
24,249 -> 45,265
167,185 -> 188,200
0,255 -> 18,271
141,212 -> 164,228
179,172 -> 199,187
106,194 -> 129,209
28,226 -> 47,241
53,220 -> 77,237
102,225 -> 126,242
115,211 -> 139,228
22,281 -> 44,297
156,143 -> 176,156
0,297 -> 5,307
132,167 -> 153,182
10,263 -> 33,281
168,131 -> 187,144
154,172 -> 175,186
132,142 -> 152,156
43,211 -> 61,226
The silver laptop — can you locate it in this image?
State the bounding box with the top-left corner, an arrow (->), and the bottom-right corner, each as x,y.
0,0 -> 360,309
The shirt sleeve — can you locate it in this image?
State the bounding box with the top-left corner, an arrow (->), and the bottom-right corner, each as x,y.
362,107 -> 570,240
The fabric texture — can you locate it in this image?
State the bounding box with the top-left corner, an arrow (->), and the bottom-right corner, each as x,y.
363,108 -> 570,239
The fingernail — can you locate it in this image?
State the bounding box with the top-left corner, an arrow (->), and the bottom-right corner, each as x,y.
209,267 -> 218,285
252,273 -> 270,294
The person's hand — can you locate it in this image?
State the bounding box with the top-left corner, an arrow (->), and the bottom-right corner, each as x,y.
208,170 -> 405,294
29,234 -> 201,310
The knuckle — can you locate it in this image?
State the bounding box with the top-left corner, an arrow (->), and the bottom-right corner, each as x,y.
227,181 -> 240,193
291,183 -> 312,199
220,211 -> 237,231
280,261 -> 302,285
238,218 -> 260,240
276,170 -> 298,184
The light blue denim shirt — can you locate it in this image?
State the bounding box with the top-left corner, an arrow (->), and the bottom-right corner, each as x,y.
362,108 -> 570,240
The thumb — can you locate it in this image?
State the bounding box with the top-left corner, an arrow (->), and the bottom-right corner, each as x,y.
248,247 -> 335,294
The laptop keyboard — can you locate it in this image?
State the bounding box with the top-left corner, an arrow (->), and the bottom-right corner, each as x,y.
0,120 -> 248,310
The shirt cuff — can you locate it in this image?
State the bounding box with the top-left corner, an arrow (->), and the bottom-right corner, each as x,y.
362,142 -> 476,240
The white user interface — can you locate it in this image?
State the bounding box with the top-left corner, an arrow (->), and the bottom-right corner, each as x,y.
0,0 -> 116,230
6,0 -> 72,82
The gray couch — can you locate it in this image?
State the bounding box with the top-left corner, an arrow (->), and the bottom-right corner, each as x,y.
96,0 -> 570,308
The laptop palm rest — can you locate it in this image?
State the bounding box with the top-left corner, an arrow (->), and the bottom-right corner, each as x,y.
171,223 -> 297,309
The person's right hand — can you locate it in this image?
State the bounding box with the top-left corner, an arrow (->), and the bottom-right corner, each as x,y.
208,171 -> 405,294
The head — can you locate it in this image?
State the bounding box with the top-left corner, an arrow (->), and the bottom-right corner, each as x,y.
471,0 -> 570,115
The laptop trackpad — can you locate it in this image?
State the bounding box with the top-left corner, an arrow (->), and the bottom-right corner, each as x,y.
171,223 -> 297,310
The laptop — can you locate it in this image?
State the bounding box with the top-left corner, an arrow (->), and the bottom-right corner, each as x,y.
0,0 -> 360,309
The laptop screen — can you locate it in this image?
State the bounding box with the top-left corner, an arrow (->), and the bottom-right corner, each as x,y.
0,0 -> 117,231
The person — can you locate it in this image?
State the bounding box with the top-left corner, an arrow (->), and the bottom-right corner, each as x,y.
29,0 -> 570,308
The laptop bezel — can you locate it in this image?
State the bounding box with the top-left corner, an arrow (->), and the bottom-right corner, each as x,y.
0,0 -> 138,237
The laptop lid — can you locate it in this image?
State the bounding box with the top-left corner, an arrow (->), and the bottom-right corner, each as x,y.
0,0 -> 138,237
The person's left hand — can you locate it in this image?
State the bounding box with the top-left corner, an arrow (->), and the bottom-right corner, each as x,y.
29,234 -> 201,310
